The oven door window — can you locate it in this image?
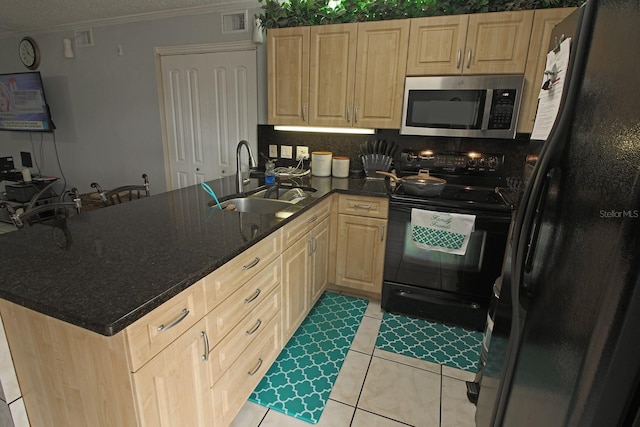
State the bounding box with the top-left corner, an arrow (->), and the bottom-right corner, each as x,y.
406,89 -> 486,130
384,205 -> 508,299
403,223 -> 486,271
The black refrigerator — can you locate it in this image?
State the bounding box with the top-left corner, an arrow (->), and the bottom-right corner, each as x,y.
475,0 -> 640,425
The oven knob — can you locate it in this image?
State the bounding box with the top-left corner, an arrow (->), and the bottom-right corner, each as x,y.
478,157 -> 487,167
488,156 -> 499,168
467,158 -> 477,167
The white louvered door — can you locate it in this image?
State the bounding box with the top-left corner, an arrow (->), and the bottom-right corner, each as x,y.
160,48 -> 257,190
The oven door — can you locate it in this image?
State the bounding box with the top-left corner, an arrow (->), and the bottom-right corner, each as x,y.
382,200 -> 511,331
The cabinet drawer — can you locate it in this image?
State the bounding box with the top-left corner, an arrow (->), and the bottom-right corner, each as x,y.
203,229 -> 282,311
126,281 -> 206,372
206,258 -> 281,348
212,312 -> 282,426
338,194 -> 388,218
207,289 -> 281,385
283,198 -> 331,247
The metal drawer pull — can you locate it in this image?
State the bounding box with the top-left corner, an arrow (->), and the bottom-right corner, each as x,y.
354,106 -> 359,123
201,331 -> 210,361
307,215 -> 318,223
157,308 -> 189,332
242,257 -> 260,270
248,358 -> 263,376
246,319 -> 262,335
346,106 -> 351,122
467,48 -> 473,68
456,48 -> 462,69
244,288 -> 262,304
302,105 -> 307,122
354,204 -> 371,209
381,225 -> 385,242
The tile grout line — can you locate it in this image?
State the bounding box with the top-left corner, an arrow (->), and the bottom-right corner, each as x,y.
348,350 -> 373,427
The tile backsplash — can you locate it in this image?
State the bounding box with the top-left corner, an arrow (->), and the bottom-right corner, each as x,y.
257,125 -> 530,181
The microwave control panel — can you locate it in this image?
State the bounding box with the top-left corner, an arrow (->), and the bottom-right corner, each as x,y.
488,89 -> 518,130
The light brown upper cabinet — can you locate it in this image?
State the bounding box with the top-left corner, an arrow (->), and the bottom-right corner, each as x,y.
518,7 -> 576,133
308,24 -> 357,127
407,10 -> 534,75
268,20 -> 409,129
267,26 -> 310,125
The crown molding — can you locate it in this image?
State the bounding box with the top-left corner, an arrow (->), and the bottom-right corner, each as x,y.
0,0 -> 260,39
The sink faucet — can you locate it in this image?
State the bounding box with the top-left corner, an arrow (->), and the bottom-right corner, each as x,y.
236,140 -> 257,194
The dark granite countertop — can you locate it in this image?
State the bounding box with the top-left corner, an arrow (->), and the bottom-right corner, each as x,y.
0,175 -> 388,336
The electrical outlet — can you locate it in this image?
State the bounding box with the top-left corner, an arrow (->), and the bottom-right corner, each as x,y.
281,145 -> 293,159
269,144 -> 278,158
296,146 -> 309,160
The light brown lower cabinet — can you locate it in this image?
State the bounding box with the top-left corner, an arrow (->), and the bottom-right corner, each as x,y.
133,318 -> 213,427
335,214 -> 387,295
281,198 -> 332,342
332,194 -> 388,298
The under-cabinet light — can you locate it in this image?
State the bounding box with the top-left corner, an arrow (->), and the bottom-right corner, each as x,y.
274,126 -> 376,135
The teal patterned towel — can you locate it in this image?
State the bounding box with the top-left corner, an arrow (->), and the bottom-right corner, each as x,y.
411,209 -> 475,255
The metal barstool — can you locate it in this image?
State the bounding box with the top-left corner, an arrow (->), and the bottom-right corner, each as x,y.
90,173 -> 149,207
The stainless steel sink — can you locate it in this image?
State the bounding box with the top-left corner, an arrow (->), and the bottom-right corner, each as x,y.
217,197 -> 293,214
249,186 -> 316,201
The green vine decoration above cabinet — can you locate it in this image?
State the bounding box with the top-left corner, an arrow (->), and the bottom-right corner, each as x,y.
257,0 -> 584,28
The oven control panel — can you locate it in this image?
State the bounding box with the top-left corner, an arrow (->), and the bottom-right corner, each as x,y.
400,150 -> 504,175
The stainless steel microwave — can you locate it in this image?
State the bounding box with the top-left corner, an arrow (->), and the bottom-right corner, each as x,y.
400,75 -> 525,139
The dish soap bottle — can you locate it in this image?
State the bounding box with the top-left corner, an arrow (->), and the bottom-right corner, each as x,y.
265,160 -> 276,185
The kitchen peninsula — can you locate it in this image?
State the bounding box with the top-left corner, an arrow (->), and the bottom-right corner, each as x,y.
0,175 -> 388,426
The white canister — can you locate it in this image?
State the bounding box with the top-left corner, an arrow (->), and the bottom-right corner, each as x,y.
332,156 -> 350,178
311,151 -> 332,177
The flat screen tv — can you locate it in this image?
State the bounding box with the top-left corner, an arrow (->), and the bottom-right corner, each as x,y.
0,71 -> 54,132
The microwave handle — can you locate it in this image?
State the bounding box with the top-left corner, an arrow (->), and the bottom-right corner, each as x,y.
481,90 -> 493,131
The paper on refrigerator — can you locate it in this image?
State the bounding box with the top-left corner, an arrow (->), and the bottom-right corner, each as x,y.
531,37 -> 572,141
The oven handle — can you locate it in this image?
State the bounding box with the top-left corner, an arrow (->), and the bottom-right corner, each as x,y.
389,203 -> 511,222
392,288 -> 481,310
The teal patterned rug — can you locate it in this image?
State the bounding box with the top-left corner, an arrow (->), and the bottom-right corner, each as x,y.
376,312 -> 482,372
249,292 -> 368,424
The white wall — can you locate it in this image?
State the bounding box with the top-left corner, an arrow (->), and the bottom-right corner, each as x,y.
0,2 -> 267,194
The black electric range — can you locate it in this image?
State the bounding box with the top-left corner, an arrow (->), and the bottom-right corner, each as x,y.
382,150 -> 513,331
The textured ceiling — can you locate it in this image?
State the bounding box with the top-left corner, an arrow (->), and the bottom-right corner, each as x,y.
0,0 -> 255,37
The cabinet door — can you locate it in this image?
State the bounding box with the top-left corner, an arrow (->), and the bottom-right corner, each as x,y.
133,319 -> 212,427
335,215 -> 386,295
309,24 -> 357,127
464,10 -> 534,74
282,234 -> 311,341
518,7 -> 576,133
353,20 -> 410,129
406,15 -> 470,76
310,216 -> 330,305
267,27 -> 310,125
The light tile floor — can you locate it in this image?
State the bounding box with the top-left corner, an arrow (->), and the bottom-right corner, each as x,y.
231,299 -> 477,427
